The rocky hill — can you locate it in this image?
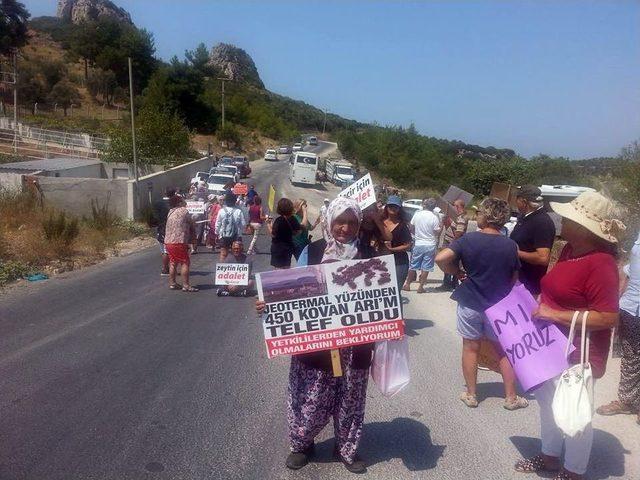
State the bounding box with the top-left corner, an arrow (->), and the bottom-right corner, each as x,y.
56,0 -> 132,25
208,43 -> 264,88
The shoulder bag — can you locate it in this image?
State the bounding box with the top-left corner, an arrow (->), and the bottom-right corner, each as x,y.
552,310 -> 594,437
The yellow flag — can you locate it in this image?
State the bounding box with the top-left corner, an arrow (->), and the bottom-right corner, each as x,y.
268,184 -> 276,212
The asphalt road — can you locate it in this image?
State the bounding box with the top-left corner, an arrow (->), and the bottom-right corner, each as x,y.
0,142 -> 637,480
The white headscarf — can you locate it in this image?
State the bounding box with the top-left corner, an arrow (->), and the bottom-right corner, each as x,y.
322,197 -> 362,262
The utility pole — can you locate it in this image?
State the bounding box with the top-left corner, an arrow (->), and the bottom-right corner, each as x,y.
12,52 -> 17,153
217,77 -> 232,129
322,108 -> 328,135
128,57 -> 139,184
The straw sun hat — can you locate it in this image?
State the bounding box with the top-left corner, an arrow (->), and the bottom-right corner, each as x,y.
550,191 -> 626,244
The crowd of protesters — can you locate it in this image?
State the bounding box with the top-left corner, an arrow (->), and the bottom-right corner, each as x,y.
253,185 -> 637,479
153,171 -> 637,479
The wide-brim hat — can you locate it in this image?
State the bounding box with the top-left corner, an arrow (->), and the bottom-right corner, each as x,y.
550,191 -> 626,244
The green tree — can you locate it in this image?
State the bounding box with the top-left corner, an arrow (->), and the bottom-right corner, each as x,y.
103,106 -> 192,165
87,69 -> 118,105
47,79 -> 81,115
142,56 -> 216,131
185,42 -> 215,76
0,0 -> 30,56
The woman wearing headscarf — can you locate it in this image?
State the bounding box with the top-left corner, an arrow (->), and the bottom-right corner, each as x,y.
257,197 -> 372,474
514,191 -> 624,480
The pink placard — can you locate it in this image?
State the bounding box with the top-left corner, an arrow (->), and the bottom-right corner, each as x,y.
484,283 -> 571,392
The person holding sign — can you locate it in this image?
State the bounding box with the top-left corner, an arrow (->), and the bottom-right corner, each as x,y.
436,198 -> 529,410
514,191 -> 623,480
380,196 -> 412,293
216,240 -> 253,297
256,197 -> 372,474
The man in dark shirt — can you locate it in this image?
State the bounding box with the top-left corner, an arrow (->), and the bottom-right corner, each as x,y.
509,185 -> 556,296
150,187 -> 176,276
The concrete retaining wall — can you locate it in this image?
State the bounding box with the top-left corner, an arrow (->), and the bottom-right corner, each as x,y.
129,156 -> 214,217
0,172 -> 23,191
37,177 -> 129,217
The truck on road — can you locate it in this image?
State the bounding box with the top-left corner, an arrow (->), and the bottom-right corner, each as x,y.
326,159 -> 356,187
289,152 -> 318,186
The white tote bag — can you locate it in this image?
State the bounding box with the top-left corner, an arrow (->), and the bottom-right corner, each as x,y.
371,337 -> 410,397
552,311 -> 594,437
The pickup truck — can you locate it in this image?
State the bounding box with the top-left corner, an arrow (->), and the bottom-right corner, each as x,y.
325,159 -> 356,187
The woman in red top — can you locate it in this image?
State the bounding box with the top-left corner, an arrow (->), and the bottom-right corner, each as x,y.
515,191 -> 625,480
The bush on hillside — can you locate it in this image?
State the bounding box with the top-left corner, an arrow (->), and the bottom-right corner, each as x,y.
102,105 -> 193,165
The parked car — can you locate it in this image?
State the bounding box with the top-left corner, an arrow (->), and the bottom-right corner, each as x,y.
402,199 -> 422,220
264,149 -> 278,161
308,136 -> 318,146
210,164 -> 239,183
191,171 -> 210,185
207,173 -> 236,195
233,156 -> 251,178
278,145 -> 291,154
219,156 -> 235,165
292,143 -> 303,152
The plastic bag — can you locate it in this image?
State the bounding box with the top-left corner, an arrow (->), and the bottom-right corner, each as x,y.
371,337 -> 410,397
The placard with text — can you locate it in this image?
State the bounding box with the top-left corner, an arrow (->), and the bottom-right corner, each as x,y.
186,200 -> 205,215
256,254 -> 404,358
215,263 -> 249,286
338,173 -> 376,210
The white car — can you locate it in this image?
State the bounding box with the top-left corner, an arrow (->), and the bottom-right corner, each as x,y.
191,171 -> 210,185
264,149 -> 278,161
278,145 -> 291,154
292,143 -> 303,152
211,164 -> 239,183
207,173 -> 235,195
402,199 -> 422,209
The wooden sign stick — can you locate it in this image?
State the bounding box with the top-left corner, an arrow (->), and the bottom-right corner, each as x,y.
330,349 -> 343,377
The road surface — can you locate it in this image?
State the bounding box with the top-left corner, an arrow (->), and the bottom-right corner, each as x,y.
0,141 -> 637,480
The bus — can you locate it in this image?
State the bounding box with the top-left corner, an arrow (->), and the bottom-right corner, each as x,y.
289,152 -> 318,186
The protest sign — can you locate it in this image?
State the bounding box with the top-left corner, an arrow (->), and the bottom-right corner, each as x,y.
233,183 -> 248,195
268,184 -> 276,212
215,263 -> 249,286
338,173 -> 376,210
436,197 -> 458,221
490,182 -> 519,209
256,254 -> 404,359
442,185 -> 474,207
186,200 -> 205,215
484,283 -> 572,391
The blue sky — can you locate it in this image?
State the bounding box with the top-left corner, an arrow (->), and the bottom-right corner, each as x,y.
24,1 -> 640,159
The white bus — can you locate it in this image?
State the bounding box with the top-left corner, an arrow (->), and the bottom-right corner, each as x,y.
289,152 -> 318,186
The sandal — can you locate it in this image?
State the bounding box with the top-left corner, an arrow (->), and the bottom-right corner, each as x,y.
514,454 -> 560,473
552,472 -> 575,480
182,285 -> 199,292
169,283 -> 181,290
596,400 -> 635,416
504,395 -> 529,410
416,287 -> 426,294
459,392 -> 478,408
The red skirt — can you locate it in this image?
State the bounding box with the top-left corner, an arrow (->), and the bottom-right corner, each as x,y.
165,243 -> 190,265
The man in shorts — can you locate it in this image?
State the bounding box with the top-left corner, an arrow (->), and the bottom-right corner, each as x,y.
403,198 -> 441,293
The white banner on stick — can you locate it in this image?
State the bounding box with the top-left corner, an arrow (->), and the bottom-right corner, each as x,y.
337,173 -> 376,210
186,200 -> 205,215
215,263 -> 249,286
256,254 -> 404,359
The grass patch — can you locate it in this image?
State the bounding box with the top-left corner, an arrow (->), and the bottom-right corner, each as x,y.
0,188 -> 151,284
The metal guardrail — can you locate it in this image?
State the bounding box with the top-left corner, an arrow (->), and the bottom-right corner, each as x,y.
0,116 -> 109,160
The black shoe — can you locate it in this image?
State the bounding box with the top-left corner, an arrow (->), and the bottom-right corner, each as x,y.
286,445 -> 314,470
217,288 -> 230,297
